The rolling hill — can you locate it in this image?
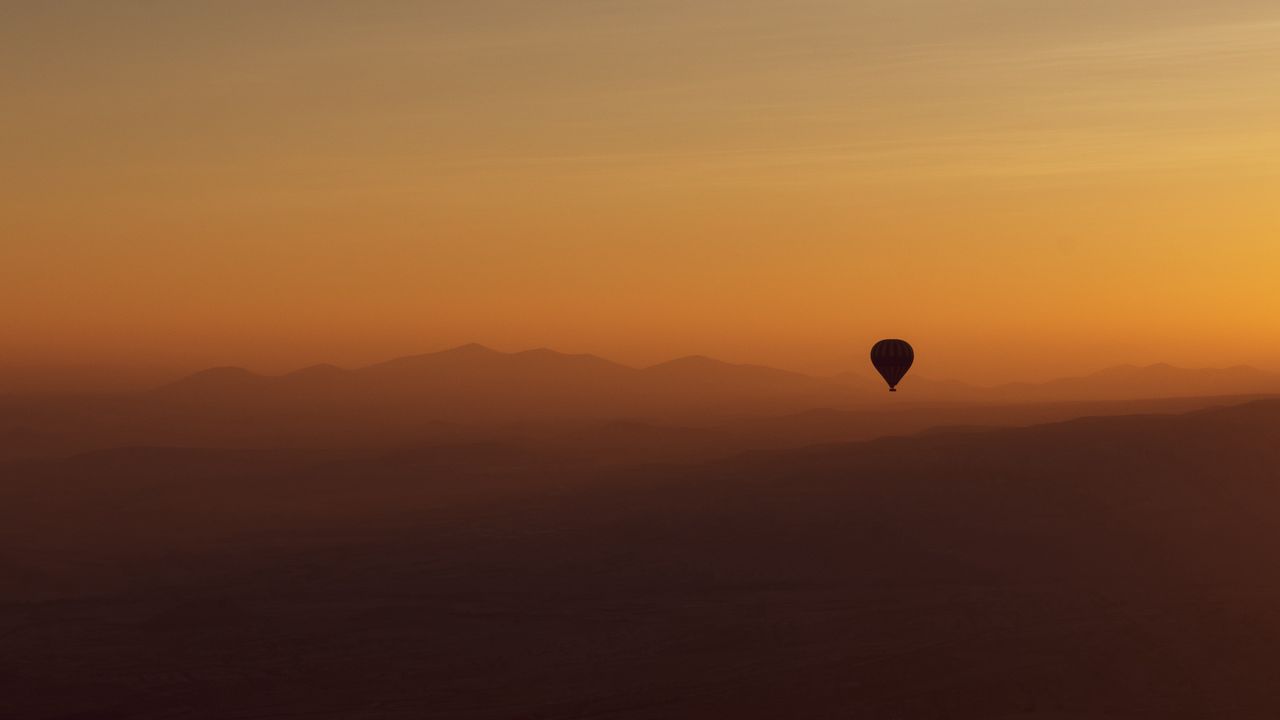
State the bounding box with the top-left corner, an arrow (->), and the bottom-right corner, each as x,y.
4,400 -> 1280,717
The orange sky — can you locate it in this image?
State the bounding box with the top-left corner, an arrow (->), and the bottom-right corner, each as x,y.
4,1 -> 1279,384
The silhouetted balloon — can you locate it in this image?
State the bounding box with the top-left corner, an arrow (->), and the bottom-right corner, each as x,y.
871,339 -> 914,392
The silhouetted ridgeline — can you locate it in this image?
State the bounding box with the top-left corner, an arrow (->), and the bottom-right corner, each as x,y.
1,345 -> 1278,462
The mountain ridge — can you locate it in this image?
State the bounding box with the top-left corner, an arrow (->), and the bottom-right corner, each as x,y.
155,346 -> 1280,398
139,346 -> 1280,417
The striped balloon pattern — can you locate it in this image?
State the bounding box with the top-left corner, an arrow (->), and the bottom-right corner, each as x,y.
870,339 -> 914,392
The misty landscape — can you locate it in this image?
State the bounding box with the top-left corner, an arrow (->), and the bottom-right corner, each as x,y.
9,1 -> 1280,717
5,348 -> 1280,718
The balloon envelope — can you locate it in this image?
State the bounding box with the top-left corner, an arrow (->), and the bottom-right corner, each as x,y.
870,339 -> 914,391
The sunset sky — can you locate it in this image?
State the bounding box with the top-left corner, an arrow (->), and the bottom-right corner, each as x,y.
4,1 -> 1279,384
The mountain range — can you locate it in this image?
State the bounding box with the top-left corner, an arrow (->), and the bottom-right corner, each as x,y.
2,344 -> 1278,462
154,344 -> 1280,409
152,343 -> 854,420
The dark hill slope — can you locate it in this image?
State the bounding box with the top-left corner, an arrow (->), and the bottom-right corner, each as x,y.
5,401 -> 1280,718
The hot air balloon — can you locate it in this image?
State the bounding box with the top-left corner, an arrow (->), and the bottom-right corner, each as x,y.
871,339 -> 913,392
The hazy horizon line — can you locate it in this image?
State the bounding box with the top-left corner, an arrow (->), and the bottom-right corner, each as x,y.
4,341 -> 1278,394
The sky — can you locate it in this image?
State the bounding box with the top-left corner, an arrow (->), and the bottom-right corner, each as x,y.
3,1 -> 1279,384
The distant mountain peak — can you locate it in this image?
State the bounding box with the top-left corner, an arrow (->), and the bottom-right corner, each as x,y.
153,366 -> 264,395
360,344 -> 503,372
441,343 -> 500,355
513,347 -> 629,369
647,355 -> 735,370
641,355 -> 821,390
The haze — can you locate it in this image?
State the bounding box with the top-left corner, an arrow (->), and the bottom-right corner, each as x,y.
4,1 -> 1280,383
